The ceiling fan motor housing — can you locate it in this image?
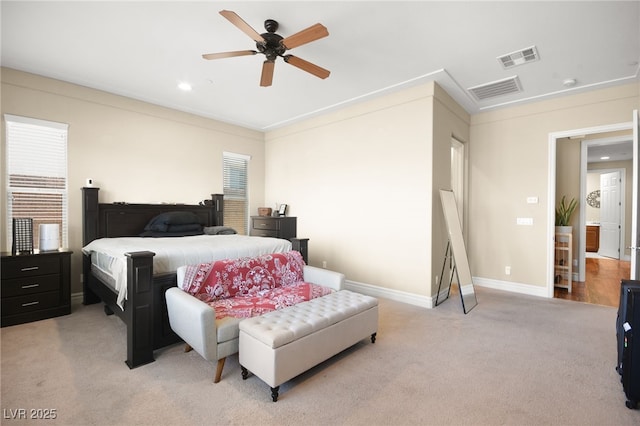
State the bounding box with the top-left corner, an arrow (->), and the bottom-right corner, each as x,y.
257,32 -> 285,61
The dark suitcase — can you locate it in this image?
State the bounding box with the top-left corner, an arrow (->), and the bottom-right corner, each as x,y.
617,280 -> 640,375
620,285 -> 640,409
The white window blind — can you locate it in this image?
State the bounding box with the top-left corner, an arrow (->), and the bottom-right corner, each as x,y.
5,114 -> 69,250
223,152 -> 250,235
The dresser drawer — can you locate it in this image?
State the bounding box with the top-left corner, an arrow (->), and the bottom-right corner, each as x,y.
1,291 -> 61,316
252,218 -> 279,231
2,274 -> 60,297
250,229 -> 279,238
1,256 -> 60,279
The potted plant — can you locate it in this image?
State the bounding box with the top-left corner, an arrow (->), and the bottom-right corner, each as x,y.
555,195 -> 578,234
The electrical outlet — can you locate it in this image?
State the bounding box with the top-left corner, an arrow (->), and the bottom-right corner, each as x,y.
505,266 -> 511,275
322,261 -> 327,268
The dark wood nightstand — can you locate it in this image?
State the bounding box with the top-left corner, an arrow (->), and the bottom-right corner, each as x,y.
1,250 -> 72,327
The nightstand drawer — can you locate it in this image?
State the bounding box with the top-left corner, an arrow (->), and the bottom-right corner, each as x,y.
2,274 -> 60,297
1,291 -> 61,316
252,218 -> 279,231
1,256 -> 60,279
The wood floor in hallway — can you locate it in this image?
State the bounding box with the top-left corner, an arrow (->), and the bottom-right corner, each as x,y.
554,257 -> 630,308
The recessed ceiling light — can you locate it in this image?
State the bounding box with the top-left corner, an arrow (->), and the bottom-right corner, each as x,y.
178,82 -> 192,91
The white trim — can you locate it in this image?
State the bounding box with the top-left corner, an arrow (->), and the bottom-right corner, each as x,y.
473,277 -> 549,298
4,113 -> 69,130
344,279 -> 434,309
71,292 -> 83,305
222,151 -> 251,161
344,277 -> 549,309
548,121 -> 634,298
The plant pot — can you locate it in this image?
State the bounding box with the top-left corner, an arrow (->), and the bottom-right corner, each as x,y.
555,226 -> 572,244
555,225 -> 572,234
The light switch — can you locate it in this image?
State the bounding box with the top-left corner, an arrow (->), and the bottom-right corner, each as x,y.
517,217 -> 534,225
526,197 -> 538,204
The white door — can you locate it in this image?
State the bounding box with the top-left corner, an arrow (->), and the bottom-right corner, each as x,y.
631,110 -> 640,279
599,171 -> 621,258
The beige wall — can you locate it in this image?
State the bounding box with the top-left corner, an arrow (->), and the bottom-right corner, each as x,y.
1,68 -> 266,293
469,83 -> 638,292
264,82 -> 469,304
2,66 -> 638,304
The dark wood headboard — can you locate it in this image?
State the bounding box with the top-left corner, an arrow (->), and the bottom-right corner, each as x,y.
81,187 -> 224,246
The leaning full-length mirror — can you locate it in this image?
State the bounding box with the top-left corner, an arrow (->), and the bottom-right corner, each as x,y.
439,189 -> 477,313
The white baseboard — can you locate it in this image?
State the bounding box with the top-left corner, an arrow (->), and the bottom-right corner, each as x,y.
344,280 -> 434,308
472,277 -> 549,298
345,277 -> 549,308
71,292 -> 83,305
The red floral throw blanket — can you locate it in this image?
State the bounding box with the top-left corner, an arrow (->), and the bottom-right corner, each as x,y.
180,251 -> 333,319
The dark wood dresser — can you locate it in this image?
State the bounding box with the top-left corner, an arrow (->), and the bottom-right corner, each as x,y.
250,216 -> 297,239
1,250 -> 72,327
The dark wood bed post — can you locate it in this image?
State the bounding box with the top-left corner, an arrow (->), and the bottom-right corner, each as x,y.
82,187 -> 101,305
125,250 -> 156,368
212,193 -> 224,226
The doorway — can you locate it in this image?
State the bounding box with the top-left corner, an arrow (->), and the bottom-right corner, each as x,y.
548,117 -> 637,303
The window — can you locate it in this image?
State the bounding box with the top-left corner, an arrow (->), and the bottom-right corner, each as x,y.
5,114 -> 69,251
223,152 -> 250,235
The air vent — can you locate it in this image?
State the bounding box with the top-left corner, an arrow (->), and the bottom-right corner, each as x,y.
498,46 -> 539,69
468,76 -> 522,101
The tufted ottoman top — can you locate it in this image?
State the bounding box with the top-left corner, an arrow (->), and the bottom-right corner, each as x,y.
239,290 -> 378,349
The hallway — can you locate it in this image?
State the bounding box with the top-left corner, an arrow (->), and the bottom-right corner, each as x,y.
554,257 -> 630,307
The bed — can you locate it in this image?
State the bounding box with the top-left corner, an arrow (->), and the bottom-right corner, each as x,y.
81,187 -> 292,368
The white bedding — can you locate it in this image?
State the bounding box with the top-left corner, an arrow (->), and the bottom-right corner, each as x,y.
82,234 -> 293,309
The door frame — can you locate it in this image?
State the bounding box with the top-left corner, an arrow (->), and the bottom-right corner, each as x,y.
579,134 -> 631,280
548,120 -> 634,298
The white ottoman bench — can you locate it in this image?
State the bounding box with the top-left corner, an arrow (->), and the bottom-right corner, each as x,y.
239,290 -> 378,401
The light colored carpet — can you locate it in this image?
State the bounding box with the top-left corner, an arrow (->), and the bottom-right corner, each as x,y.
1,287 -> 639,425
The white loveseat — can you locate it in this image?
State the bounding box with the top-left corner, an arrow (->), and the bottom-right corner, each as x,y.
165,251 -> 345,383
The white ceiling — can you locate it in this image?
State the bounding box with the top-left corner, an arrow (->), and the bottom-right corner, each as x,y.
2,1 -> 639,131
587,138 -> 634,163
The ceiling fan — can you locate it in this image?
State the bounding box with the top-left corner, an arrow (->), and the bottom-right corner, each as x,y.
202,10 -> 330,87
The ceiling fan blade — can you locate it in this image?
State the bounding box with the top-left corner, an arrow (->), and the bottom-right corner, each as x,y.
260,61 -> 275,87
281,23 -> 329,50
202,50 -> 257,60
219,10 -> 265,43
284,55 -> 330,80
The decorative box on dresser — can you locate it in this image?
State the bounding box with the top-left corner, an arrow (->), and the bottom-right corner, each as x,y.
250,216 -> 309,263
1,250 -> 72,327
